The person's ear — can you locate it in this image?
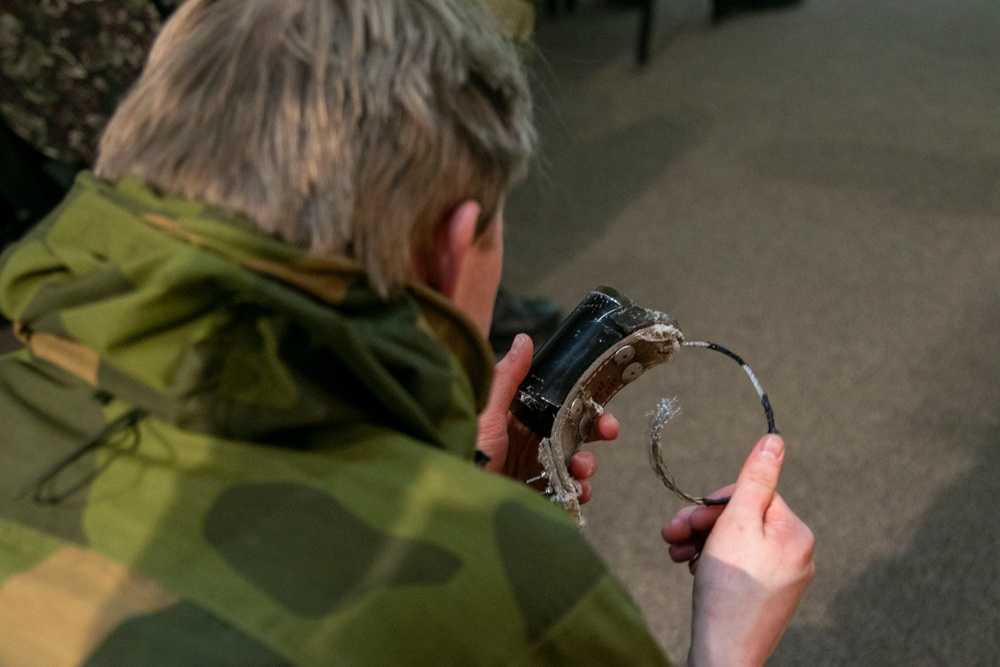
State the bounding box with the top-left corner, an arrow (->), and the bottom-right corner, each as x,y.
423,199 -> 481,297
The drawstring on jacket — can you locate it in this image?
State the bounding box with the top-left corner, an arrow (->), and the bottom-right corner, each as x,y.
13,408 -> 148,503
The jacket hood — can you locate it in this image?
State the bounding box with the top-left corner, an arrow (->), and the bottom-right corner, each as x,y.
0,173 -> 494,454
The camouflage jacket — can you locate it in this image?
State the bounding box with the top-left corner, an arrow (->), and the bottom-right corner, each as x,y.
0,0 -> 162,166
0,173 -> 669,666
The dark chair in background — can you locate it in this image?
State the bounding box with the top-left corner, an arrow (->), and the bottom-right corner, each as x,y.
543,0 -> 804,66
544,0 -> 656,65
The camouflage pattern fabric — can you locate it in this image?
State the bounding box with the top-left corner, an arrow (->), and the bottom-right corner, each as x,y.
484,0 -> 536,44
0,173 -> 670,666
0,0 -> 161,166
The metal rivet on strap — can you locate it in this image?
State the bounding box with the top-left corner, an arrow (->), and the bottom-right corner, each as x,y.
570,398 -> 583,420
613,345 -> 636,366
579,413 -> 593,440
622,362 -> 644,384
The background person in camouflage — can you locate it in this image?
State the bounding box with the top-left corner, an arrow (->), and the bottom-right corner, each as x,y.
0,0 -> 813,665
0,0 -> 162,167
0,0 -> 164,264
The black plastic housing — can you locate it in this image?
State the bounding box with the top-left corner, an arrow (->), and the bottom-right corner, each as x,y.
510,286 -> 673,437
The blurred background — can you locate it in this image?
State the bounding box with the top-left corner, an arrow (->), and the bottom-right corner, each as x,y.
506,0 -> 1000,664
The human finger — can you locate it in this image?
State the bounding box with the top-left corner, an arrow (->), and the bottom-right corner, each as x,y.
688,485 -> 734,532
478,335 -> 533,475
585,413 -> 619,443
723,434 -> 785,525
485,333 -> 532,417
569,451 -> 596,481
689,504 -> 726,533
661,508 -> 698,544
570,452 -> 594,504
668,542 -> 701,563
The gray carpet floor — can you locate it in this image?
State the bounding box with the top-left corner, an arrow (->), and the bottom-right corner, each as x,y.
504,0 -> 1000,664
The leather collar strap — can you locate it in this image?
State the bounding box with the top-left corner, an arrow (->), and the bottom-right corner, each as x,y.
537,321 -> 683,525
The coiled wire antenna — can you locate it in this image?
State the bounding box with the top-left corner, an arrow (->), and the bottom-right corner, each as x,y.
647,340 -> 778,506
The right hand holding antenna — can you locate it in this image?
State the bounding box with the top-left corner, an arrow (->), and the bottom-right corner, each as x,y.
662,435 -> 815,667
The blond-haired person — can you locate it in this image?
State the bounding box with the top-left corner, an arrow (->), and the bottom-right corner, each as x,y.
0,1 -> 812,664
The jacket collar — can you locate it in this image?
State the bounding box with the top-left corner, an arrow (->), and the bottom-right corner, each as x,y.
1,173 -> 493,456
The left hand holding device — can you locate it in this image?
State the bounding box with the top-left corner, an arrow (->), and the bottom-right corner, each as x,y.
478,333 -> 618,503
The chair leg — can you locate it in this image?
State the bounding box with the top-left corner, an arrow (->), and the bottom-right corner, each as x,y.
637,0 -> 655,64
549,0 -> 577,15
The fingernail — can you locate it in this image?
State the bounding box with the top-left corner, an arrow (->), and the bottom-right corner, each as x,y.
510,333 -> 528,354
759,435 -> 784,460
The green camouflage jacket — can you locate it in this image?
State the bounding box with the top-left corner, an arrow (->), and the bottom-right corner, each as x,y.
0,173 -> 669,666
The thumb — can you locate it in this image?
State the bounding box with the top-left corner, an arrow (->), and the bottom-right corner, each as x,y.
485,333 -> 533,415
725,434 -> 785,524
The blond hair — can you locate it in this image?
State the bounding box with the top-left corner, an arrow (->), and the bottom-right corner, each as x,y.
95,0 -> 535,293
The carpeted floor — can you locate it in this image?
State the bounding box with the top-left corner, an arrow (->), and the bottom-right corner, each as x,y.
504,1 -> 1000,664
